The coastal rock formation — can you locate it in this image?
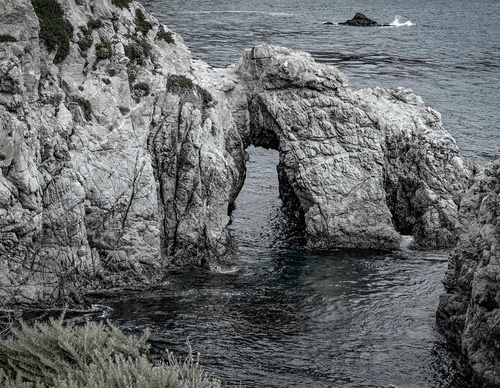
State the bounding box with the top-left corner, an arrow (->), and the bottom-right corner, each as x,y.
233,44 -> 476,251
437,158 -> 500,387
339,13 -> 382,27
0,0 -> 246,304
0,0 -> 476,305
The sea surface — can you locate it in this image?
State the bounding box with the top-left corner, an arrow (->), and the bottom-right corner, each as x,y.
96,0 -> 500,386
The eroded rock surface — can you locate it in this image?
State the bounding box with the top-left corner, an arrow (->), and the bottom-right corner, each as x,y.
234,44 -> 476,251
437,158 -> 500,387
0,0 -> 246,304
0,0 -> 476,306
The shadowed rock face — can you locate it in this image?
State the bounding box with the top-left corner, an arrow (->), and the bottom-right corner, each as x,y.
437,158 -> 500,387
0,0 -> 476,306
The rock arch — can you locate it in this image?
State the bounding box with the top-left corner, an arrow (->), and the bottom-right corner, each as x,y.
232,44 -> 477,250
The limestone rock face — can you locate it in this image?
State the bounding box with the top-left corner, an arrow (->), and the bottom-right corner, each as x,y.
437,158 -> 500,387
234,44 -> 476,250
0,0 -> 245,304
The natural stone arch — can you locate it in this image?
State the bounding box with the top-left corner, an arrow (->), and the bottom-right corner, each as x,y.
234,44 -> 477,250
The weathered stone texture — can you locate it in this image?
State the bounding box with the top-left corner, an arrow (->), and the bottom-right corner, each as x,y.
0,2 -> 476,307
437,158 -> 500,387
234,44 -> 476,251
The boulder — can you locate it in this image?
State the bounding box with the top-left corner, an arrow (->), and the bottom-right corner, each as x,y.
339,12 -> 382,27
437,158 -> 500,387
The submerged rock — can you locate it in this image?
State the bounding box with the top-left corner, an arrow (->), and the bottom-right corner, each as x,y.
437,158 -> 500,387
0,0 -> 476,306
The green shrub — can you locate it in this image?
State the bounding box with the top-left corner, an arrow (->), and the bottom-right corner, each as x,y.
77,35 -> 93,51
0,317 -> 225,388
124,38 -> 151,63
0,34 -> 17,43
135,9 -> 152,35
197,85 -> 213,104
95,37 -> 112,59
167,74 -> 193,90
31,0 -> 73,64
134,82 -> 151,96
82,99 -> 92,119
87,18 -> 104,30
166,75 -> 212,105
102,78 -> 111,85
111,0 -> 132,8
157,27 -> 174,44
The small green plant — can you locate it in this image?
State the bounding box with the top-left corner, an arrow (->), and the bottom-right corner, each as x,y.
78,35 -> 93,51
111,0 -> 132,8
87,18 -> 104,30
127,65 -> 138,81
95,37 -> 112,59
0,317 -> 226,388
124,38 -> 151,63
134,82 -> 151,96
157,27 -> 174,44
31,0 -> 73,64
167,74 -> 193,90
197,85 -> 213,104
82,99 -> 92,119
102,78 -> 111,85
0,34 -> 17,43
78,85 -> 84,91
135,9 -> 152,35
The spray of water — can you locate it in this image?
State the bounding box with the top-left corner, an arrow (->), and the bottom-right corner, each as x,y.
390,15 -> 415,27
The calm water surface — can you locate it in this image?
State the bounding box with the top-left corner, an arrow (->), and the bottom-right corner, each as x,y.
97,0 -> 500,386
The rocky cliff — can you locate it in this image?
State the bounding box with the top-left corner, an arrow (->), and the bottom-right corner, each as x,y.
437,158 -> 500,387
0,0 -> 476,305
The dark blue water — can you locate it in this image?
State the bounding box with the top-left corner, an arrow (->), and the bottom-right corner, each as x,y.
96,0 -> 500,386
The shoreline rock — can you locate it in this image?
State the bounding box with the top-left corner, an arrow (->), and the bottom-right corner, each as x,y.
437,158 -> 500,387
0,0 -> 477,307
234,44 -> 477,251
339,12 -> 387,27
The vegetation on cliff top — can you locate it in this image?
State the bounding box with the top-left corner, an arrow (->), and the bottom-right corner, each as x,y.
0,316 -> 225,388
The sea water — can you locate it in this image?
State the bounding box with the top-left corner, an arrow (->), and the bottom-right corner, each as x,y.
97,0 -> 500,386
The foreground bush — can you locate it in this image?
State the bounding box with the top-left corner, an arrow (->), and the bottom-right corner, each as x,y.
0,316 -> 223,388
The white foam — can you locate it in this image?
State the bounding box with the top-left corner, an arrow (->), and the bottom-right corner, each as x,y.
389,16 -> 415,27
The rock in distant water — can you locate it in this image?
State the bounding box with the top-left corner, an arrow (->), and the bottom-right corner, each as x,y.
234,44 -> 476,251
0,0 -> 476,306
339,12 -> 382,27
437,158 -> 500,387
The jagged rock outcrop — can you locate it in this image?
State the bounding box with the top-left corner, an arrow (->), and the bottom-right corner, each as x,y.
0,0 -> 246,304
437,158 -> 500,387
339,12 -> 383,27
233,44 -> 476,251
0,0 -> 476,306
